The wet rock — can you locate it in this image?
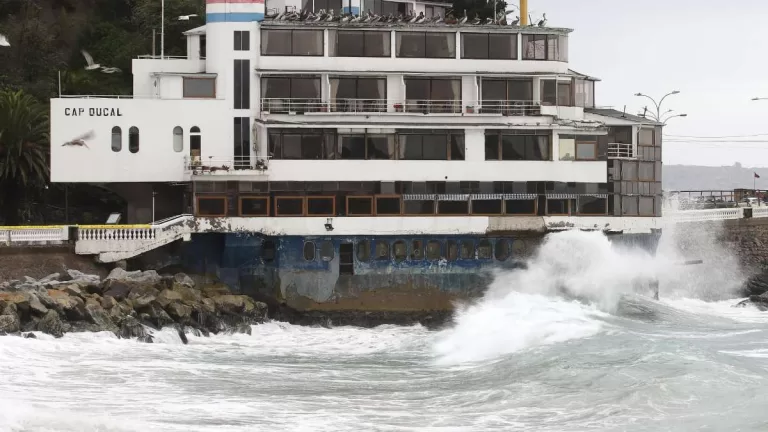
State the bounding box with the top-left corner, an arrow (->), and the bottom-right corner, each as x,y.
48,291 -> 87,321
201,284 -> 231,298
172,284 -> 202,305
223,324 -> 252,336
174,273 -> 195,288
106,268 -> 139,281
156,289 -> 184,308
23,332 -> 36,339
0,312 -> 20,334
136,302 -> 174,329
118,316 -> 153,343
212,295 -> 267,322
101,295 -> 118,310
66,269 -> 100,285
85,301 -> 117,333
165,301 -> 192,322
102,280 -> 132,301
176,325 -> 189,344
37,310 -> 64,338
0,292 -> 30,315
28,293 -> 49,316
735,295 -> 768,311
37,273 -> 60,284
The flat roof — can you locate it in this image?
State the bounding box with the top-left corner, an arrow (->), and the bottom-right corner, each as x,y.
586,108 -> 663,126
262,19 -> 572,34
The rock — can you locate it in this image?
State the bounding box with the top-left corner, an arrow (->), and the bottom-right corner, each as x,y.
165,302 -> 192,322
37,310 -> 64,338
37,273 -> 61,284
156,289 -> 184,308
0,314 -> 20,334
23,276 -> 37,284
176,325 -> 189,345
115,260 -> 128,270
48,290 -> 87,321
23,332 -> 37,339
223,324 -> 252,336
172,284 -> 202,304
105,268 -> 140,281
201,298 -> 216,314
102,280 -> 133,301
173,273 -> 195,288
212,295 -> 268,323
85,302 -> 117,333
106,268 -> 162,287
62,284 -> 84,298
101,295 -> 118,310
118,316 -> 153,343
128,284 -> 159,309
201,284 -> 232,298
58,271 -> 73,282
66,269 -> 100,285
136,302 -> 174,329
735,295 -> 768,311
35,290 -> 57,310
132,270 -> 162,286
0,292 -> 30,315
28,293 -> 49,316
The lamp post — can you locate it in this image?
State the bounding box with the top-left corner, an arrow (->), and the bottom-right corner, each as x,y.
635,90 -> 687,125
161,0 -> 165,59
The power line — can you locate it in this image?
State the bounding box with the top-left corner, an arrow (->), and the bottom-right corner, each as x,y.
665,139 -> 768,143
664,133 -> 768,139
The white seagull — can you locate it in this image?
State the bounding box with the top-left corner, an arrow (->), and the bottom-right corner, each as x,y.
62,130 -> 95,148
100,67 -> 122,74
178,14 -> 198,21
0,33 -> 9,47
81,50 -> 101,70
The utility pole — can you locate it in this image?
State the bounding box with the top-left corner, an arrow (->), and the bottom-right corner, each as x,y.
161,0 -> 165,59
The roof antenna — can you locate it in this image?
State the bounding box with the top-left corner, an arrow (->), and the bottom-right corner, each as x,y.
622,104 -> 627,118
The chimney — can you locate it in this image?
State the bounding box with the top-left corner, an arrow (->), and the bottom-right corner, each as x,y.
520,0 -> 528,25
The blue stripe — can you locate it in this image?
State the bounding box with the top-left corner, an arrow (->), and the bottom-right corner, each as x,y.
206,12 -> 264,22
342,6 -> 360,14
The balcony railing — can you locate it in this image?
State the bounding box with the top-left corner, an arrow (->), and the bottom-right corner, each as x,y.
476,100 -> 542,116
331,98 -> 388,113
607,143 -> 634,159
187,156 -> 270,175
403,100 -> 461,114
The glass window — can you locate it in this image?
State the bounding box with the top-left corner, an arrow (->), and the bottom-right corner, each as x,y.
557,81 -> 572,106
396,32 -> 426,57
376,197 -> 401,215
339,135 -> 366,160
183,77 -> 216,98
460,240 -> 474,259
496,134 -> 550,161
478,240 -> 492,260
262,240 -> 275,262
461,33 -> 488,59
522,34 -> 546,60
576,140 -> 597,160
367,135 -> 395,160
425,32 -> 455,58
541,80 -> 557,105
485,134 -> 499,160
357,240 -> 371,261
446,240 -> 458,261
240,197 -> 269,216
320,241 -> 334,261
639,128 -> 654,146
261,29 -> 323,56
495,240 -> 510,261
559,137 -> 575,160
578,197 -> 607,214
234,31 -> 250,51
426,240 -> 441,260
489,33 -> 517,59
303,241 -> 315,261
234,59 -> 250,109
233,117 -> 249,167
111,126 -> 121,152
411,240 -> 424,260
128,127 -> 139,153
334,30 -> 390,57
375,240 -> 389,260
276,197 -> 304,215
393,240 -> 407,262
197,197 -> 226,216
172,126 -> 183,152
307,197 -> 334,215
450,134 -> 465,160
547,199 -> 569,215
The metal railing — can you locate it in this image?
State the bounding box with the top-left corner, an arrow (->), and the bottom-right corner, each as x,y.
607,143 -> 634,159
402,99 -> 461,114
260,98 -> 464,114
136,55 -> 201,60
475,100 -> 542,116
188,156 -> 270,174
330,98 -> 387,113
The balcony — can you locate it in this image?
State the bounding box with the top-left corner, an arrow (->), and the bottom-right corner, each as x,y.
476,100 -> 542,116
260,98 -> 546,116
607,143 -> 634,159
187,156 -> 270,176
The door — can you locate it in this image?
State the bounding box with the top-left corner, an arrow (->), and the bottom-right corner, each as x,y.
339,243 -> 354,275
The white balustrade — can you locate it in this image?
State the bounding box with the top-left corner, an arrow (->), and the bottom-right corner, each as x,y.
665,208 -> 744,223
0,227 -> 69,245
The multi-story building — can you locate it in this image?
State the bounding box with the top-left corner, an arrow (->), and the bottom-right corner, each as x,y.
50,0 -> 664,312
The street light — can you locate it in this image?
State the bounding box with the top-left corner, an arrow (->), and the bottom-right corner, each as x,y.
635,90 -> 687,125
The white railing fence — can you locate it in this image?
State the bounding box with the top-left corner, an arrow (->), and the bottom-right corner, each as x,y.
0,227 -> 69,245
607,143 -> 634,159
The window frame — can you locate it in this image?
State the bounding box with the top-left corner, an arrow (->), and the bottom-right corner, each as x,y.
306,195 -> 336,216
396,31 -> 456,59
346,195 -> 374,216
128,126 -> 140,154
234,30 -> 250,51
461,33 -> 518,60
334,30 -> 391,57
196,195 -> 228,217
183,77 -> 216,99
238,196 -> 270,216
260,29 -> 324,56
522,33 -> 568,61
274,196 -> 306,216
303,241 -> 316,261
111,126 -> 122,152
484,130 -> 552,161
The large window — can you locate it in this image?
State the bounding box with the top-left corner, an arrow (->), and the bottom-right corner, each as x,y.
398,130 -> 464,160
329,77 -> 386,113
268,129 -> 335,160
234,118 -> 250,168
234,31 -> 250,51
234,59 -> 250,109
337,132 -> 396,160
522,34 -> 568,61
574,79 -> 595,108
261,76 -> 322,113
480,79 -> 535,115
461,33 -> 517,59
485,130 -> 550,161
261,29 -> 323,56
404,77 -> 461,113
396,32 -> 455,58
183,77 -> 216,98
331,30 -> 390,57
559,135 -> 599,161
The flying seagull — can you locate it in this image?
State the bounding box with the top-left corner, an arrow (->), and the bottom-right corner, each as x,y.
100,67 -> 122,74
62,130 -> 95,148
81,50 -> 101,70
178,14 -> 198,20
0,33 -> 9,47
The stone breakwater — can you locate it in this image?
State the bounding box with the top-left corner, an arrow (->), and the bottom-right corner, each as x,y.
0,268 -> 267,343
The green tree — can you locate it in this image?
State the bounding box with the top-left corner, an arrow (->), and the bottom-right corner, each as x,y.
452,0 -> 507,19
0,90 -> 50,225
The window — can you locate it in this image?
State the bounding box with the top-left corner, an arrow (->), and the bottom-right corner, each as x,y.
397,32 -> 455,58
557,81 -> 572,106
404,200 -> 435,215
357,240 -> 371,261
495,240 -> 510,261
302,0 -> 342,13
320,241 -> 334,261
190,126 -> 201,159
622,196 -> 639,216
446,240 -> 458,261
559,136 -> 575,160
375,240 -> 390,260
376,196 -> 401,215
234,118 -> 250,168
111,126 -> 121,152
172,126 -> 183,152
578,197 -> 607,215
438,200 -> 469,215
303,242 -> 316,261
461,33 -> 517,59
332,30 -> 390,57
506,199 -> 536,215
472,199 -> 503,215
426,240 -> 441,260
478,240 -> 492,259
307,196 -> 335,216
275,197 -> 304,216
560,135 -> 598,161
639,162 -> 655,181
541,80 -> 556,105
239,197 -> 269,216
347,196 -> 373,215
404,78 -> 461,113
639,197 -> 654,216
576,141 -> 597,160
480,79 -> 535,115
411,240 -> 424,260
234,31 -> 250,51
234,60 -> 250,109
128,127 -> 139,153
261,29 -> 323,56
639,128 -> 655,146
485,131 -> 551,161
183,77 -> 216,98
330,77 -> 386,113
523,34 -> 567,61
574,79 -> 595,108
393,240 -> 407,262
269,129 -> 334,160
196,196 -> 227,216
547,199 -> 569,215
460,240 -> 474,259
261,76 -> 322,113
397,130 -> 464,160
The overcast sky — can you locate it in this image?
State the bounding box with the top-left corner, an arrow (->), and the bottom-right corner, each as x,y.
530,0 -> 768,166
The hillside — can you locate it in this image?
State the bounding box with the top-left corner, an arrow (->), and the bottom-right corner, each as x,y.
663,163 -> 768,191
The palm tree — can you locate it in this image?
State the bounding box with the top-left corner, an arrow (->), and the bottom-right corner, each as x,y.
0,89 -> 49,225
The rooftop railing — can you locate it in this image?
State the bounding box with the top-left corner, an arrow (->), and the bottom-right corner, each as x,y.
607,143 -> 634,159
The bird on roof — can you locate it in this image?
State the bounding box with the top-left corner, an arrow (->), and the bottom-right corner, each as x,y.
62,130 -> 95,149
510,15 -> 520,26
538,13 -> 547,27
0,33 -> 9,47
325,9 -> 335,21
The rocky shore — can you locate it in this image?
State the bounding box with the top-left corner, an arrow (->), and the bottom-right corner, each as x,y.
0,268 -> 267,343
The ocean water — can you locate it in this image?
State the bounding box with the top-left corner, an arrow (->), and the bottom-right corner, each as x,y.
3,229 -> 768,432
